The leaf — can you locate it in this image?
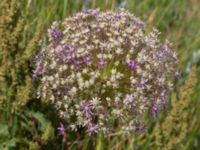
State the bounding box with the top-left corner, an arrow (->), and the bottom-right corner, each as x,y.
0,138 -> 20,150
29,141 -> 39,150
82,135 -> 90,150
41,123 -> 55,144
29,111 -> 49,132
0,124 -> 9,137
96,133 -> 103,150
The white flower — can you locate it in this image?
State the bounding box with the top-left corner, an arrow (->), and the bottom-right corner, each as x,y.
64,95 -> 68,100
69,87 -> 77,96
70,124 -> 77,131
82,68 -> 88,74
123,94 -> 134,106
111,69 -> 117,74
91,97 -> 101,107
84,80 -> 90,88
50,95 -> 55,102
48,76 -> 54,81
89,78 -> 95,85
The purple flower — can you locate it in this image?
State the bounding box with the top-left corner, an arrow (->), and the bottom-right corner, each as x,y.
48,22 -> 62,41
162,43 -> 177,61
57,123 -> 66,135
139,78 -> 147,88
55,45 -> 76,63
84,55 -> 93,65
113,14 -> 121,21
162,97 -> 167,109
49,43 -> 57,49
80,102 -> 93,118
132,18 -> 146,28
129,59 -> 137,70
98,59 -> 107,68
74,58 -> 84,67
85,9 -> 99,16
32,75 -> 36,81
163,43 -> 171,53
34,51 -> 45,62
55,45 -> 64,53
67,46 -> 76,53
32,64 -> 43,80
136,124 -> 146,133
87,124 -> 99,135
48,29 -> 62,41
170,68 -> 181,79
123,94 -> 134,106
53,31 -> 62,40
160,88 -> 168,109
156,51 -> 165,59
151,104 -> 158,118
174,70 -> 181,79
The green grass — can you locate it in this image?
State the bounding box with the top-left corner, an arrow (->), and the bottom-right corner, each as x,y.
27,0 -> 200,63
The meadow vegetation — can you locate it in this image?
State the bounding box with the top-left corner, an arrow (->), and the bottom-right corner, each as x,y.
0,0 -> 199,149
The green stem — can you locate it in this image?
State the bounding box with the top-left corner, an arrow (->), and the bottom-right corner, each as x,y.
62,133 -> 67,150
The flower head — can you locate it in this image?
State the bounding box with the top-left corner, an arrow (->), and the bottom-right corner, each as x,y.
98,59 -> 107,68
87,124 -> 99,136
129,59 -> 137,70
57,123 -> 66,135
123,94 -> 134,106
151,104 -> 159,118
34,9 -> 178,136
80,102 -> 94,118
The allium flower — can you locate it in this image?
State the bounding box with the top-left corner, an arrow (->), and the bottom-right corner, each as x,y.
87,124 -> 99,136
33,9 -> 178,135
98,59 -> 107,68
151,104 -> 159,118
123,94 -> 135,107
58,123 -> 66,135
129,59 -> 137,70
80,101 -> 94,118
32,65 -> 43,80
48,21 -> 62,41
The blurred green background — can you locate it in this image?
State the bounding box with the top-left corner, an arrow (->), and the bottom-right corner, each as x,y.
0,0 -> 199,149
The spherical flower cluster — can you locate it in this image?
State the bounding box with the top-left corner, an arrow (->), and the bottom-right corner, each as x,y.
33,9 -> 178,135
